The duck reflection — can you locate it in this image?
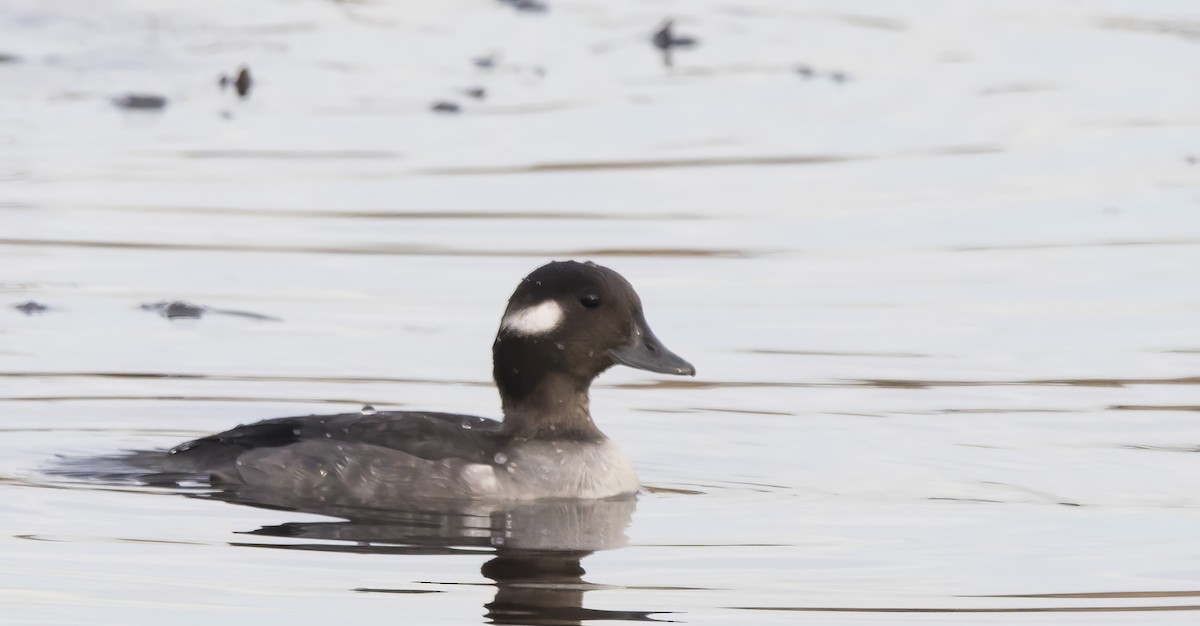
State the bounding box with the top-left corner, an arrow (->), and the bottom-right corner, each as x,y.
207,490 -> 665,624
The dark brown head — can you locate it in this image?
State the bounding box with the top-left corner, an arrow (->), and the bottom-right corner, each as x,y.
492,261 -> 694,406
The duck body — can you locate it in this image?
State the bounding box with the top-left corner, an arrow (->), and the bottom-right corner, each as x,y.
166,411 -> 638,501
160,261 -> 693,502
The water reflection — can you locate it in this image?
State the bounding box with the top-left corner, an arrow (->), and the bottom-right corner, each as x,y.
480,553 -> 664,625
207,491 -> 665,624
55,452 -> 663,622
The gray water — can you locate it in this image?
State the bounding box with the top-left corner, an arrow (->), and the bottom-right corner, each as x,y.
3,0 -> 1200,623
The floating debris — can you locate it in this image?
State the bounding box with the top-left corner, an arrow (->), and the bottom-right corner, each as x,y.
113,94 -> 168,110
462,87 -> 487,100
219,66 -> 253,99
473,54 -> 498,70
652,19 -> 697,68
0,53 -> 20,64
430,101 -> 462,114
142,300 -> 205,320
794,65 -> 851,84
13,301 -> 49,315
235,67 -> 252,97
140,300 -> 281,322
499,0 -> 548,13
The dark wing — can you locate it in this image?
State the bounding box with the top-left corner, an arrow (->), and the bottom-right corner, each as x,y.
169,411 -> 504,470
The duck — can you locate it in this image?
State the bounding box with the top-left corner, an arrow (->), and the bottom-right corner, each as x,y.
158,261 -> 695,503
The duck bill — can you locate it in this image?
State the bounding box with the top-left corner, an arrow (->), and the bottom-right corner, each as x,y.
609,316 -> 695,376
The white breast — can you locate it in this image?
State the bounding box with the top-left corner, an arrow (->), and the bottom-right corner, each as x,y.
496,439 -> 640,499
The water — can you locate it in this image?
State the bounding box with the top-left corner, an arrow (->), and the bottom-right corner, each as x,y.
3,0 -> 1200,623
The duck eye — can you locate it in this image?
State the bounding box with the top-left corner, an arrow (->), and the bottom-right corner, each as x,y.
579,293 -> 602,309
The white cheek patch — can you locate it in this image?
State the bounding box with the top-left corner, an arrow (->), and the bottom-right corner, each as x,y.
502,300 -> 563,336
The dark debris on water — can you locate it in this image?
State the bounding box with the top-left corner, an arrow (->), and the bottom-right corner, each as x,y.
219,66 -> 253,99
113,94 -> 168,110
430,101 -> 462,114
796,64 -> 853,84
498,0 -> 548,14
473,54 -> 498,70
652,19 -> 698,69
140,300 -> 281,322
13,301 -> 50,315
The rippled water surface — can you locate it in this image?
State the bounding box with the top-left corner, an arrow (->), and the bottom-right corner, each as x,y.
3,0 -> 1200,623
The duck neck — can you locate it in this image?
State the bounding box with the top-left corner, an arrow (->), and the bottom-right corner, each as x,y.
498,371 -> 605,441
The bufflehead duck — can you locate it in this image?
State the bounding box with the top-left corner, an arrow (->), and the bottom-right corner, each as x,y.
161,261 -> 694,502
